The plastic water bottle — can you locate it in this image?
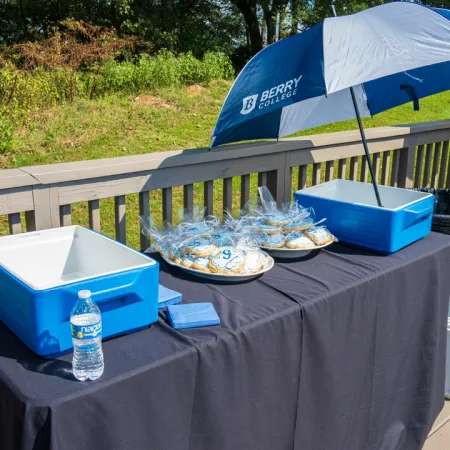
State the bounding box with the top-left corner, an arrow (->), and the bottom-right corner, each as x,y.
70,290 -> 104,381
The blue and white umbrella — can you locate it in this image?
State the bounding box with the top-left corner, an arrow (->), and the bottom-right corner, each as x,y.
211,2 -> 450,206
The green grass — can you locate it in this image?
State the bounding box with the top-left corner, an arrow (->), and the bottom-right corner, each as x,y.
2,85 -> 450,249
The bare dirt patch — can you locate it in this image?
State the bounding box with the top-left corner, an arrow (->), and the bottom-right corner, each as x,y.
129,94 -> 174,109
186,85 -> 203,96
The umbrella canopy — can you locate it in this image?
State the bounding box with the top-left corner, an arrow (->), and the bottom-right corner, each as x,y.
211,2 -> 450,148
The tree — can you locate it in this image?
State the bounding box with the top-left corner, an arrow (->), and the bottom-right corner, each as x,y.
230,0 -> 263,55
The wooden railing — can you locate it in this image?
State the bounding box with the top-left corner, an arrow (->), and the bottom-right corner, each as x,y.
1,120 -> 450,250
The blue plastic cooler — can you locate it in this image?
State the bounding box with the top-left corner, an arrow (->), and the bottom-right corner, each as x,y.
294,180 -> 433,253
0,226 -> 159,357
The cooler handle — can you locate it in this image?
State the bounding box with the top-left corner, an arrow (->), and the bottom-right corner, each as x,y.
403,205 -> 433,229
90,283 -> 134,304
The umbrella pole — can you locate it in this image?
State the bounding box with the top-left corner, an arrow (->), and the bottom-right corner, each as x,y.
349,88 -> 383,207
330,2 -> 383,207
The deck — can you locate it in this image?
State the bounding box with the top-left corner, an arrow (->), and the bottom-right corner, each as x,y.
424,400 -> 450,449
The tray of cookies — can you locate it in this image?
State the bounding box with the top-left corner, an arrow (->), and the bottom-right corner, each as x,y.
161,247 -> 273,282
140,209 -> 274,282
260,226 -> 336,259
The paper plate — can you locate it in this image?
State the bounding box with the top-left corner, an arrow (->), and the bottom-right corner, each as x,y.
261,238 -> 336,259
161,251 -> 274,282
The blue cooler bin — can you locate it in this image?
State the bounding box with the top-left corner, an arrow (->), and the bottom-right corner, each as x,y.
0,226 -> 159,358
294,180 -> 433,253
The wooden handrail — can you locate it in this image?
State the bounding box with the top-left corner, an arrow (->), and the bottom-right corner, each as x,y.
1,120 -> 449,247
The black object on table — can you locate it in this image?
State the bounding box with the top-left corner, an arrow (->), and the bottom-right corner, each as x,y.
411,188 -> 450,234
1,232 -> 450,450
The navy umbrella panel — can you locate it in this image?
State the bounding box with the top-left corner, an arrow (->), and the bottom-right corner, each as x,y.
211,2 -> 450,148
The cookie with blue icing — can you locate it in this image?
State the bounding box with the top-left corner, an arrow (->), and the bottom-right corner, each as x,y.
170,242 -> 184,261
285,232 -> 315,249
171,245 -> 184,265
193,256 -> 211,273
182,236 -> 216,256
261,233 -> 286,248
181,253 -> 197,268
209,247 -> 246,274
181,223 -> 214,237
156,241 -> 172,259
209,230 -> 235,247
257,223 -> 283,235
263,211 -> 292,226
241,250 -> 264,274
282,217 -> 314,232
304,227 -> 333,246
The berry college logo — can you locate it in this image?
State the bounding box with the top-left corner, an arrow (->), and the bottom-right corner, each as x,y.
240,94 -> 258,115
239,75 -> 302,116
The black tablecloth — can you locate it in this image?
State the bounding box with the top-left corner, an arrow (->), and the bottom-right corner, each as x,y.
1,233 -> 450,450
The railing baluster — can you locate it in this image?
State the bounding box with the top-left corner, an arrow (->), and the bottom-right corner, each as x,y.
338,159 -> 346,179
373,153 -> 381,184
325,161 -> 334,182
183,184 -> 194,213
139,192 -> 149,251
240,174 -> 250,209
88,199 -> 101,232
25,211 -> 36,232
414,145 -> 425,188
223,177 -> 232,211
439,142 -> 449,188
8,213 -> 21,234
115,195 -> 126,244
59,205 -> 72,227
431,142 -> 442,188
258,172 -> 268,187
162,187 -> 173,224
204,181 -> 214,216
360,156 -> 368,183
312,163 -> 321,185
381,151 -> 390,185
423,143 -> 433,187
298,165 -> 307,189
349,157 -> 358,181
390,150 -> 400,187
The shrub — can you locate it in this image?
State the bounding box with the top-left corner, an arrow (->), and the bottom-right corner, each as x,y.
0,106 -> 14,153
99,51 -> 234,93
0,50 -> 235,137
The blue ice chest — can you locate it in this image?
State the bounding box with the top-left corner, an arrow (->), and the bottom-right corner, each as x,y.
294,180 -> 434,253
0,226 -> 159,358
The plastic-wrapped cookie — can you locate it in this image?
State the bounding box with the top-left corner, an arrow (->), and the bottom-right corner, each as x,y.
170,243 -> 183,261
156,241 -> 172,259
209,247 -> 246,274
304,227 -> 334,246
264,211 -> 292,226
193,256 -> 211,273
285,232 -> 315,249
282,217 -> 314,232
173,250 -> 183,265
257,223 -> 283,235
241,250 -> 264,274
261,233 -> 286,248
182,236 -> 216,256
209,230 -> 234,247
181,223 -> 214,237
181,253 -> 197,268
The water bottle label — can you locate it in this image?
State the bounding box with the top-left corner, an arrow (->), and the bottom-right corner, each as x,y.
71,320 -> 102,340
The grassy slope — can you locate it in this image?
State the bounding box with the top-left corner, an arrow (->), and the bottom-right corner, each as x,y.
2,84 -> 450,248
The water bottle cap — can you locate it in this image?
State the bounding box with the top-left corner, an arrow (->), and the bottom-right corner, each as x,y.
78,290 -> 91,299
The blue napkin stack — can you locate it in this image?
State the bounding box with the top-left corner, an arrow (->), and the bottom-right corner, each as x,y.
158,285 -> 182,308
166,303 -> 220,329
